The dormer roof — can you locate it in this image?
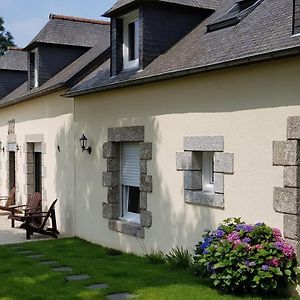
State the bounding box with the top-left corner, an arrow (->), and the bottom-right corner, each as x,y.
24,14 -> 110,51
0,48 -> 27,71
103,0 -> 218,17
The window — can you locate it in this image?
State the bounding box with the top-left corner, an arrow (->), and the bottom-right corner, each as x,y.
120,142 -> 140,223
207,0 -> 263,32
30,49 -> 39,88
123,10 -> 140,70
202,152 -> 214,193
34,143 -> 42,193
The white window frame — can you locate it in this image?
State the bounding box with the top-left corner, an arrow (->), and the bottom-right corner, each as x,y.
120,142 -> 141,224
122,10 -> 140,70
202,152 -> 214,193
121,185 -> 140,224
32,49 -> 39,88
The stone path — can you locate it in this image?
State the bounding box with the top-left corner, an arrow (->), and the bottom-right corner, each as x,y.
9,245 -> 134,299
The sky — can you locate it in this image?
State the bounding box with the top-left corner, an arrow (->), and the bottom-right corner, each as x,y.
1,0 -> 116,47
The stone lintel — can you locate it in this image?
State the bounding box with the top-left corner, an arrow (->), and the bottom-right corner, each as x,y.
108,126 -> 144,142
184,136 -> 224,152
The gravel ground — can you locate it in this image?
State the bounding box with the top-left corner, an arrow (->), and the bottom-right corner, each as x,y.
0,212 -> 69,245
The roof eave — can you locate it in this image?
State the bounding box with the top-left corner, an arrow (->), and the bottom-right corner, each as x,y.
66,46 -> 300,98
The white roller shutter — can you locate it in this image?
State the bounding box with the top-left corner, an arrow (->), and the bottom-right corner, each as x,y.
121,142 -> 140,187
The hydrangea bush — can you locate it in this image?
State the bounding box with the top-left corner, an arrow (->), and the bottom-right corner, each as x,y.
194,218 -> 299,293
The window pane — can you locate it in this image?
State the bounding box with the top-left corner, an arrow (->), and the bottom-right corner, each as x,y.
128,22 -> 135,61
128,186 -> 140,214
34,152 -> 42,193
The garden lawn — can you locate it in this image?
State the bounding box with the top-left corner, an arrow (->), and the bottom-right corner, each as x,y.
0,238 -> 296,300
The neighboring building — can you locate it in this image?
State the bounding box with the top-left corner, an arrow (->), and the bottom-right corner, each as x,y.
0,14 -> 110,234
65,0 -> 300,255
2,0 -> 300,257
0,48 -> 27,100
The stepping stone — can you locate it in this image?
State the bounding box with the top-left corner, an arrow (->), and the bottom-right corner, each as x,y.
40,261 -> 58,265
106,293 -> 133,300
65,274 -> 90,281
27,254 -> 44,259
86,283 -> 109,290
18,250 -> 33,254
53,267 -> 73,272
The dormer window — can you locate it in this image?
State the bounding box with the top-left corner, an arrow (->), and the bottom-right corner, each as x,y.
122,10 -> 139,70
207,0 -> 263,32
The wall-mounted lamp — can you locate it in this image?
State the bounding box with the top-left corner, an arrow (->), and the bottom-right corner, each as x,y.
16,144 -> 20,152
79,134 -> 92,154
57,145 -> 61,152
0,142 -> 5,152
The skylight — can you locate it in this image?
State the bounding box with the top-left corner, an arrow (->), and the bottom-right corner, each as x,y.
207,0 -> 263,32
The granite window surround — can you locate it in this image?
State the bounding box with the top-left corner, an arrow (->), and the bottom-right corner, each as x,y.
273,116 -> 300,258
102,126 -> 152,239
176,136 -> 234,209
5,133 -> 18,193
24,134 -> 47,203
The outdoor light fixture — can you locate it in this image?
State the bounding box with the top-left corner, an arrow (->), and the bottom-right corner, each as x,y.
79,134 -> 92,154
0,142 -> 4,152
16,144 -> 20,152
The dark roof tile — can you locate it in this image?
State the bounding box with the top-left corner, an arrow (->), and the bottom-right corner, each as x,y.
24,15 -> 110,51
0,48 -> 27,71
104,0 -> 218,16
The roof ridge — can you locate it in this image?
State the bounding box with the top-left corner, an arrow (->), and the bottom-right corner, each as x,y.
49,14 -> 110,25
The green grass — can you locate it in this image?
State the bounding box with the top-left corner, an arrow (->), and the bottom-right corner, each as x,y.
0,238 -> 296,300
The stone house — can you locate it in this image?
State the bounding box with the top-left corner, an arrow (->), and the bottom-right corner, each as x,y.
2,0 -> 300,256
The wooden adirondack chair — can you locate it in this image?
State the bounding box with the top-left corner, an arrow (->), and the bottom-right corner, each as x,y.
8,192 -> 42,228
20,199 -> 59,240
0,188 -> 17,213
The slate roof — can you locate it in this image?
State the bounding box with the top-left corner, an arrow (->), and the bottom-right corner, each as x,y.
0,48 -> 27,72
24,14 -> 110,51
0,41 -> 110,108
68,0 -> 300,96
103,0 -> 219,16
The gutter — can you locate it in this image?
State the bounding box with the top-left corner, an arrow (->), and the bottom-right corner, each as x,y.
66,45 -> 300,98
0,83 -> 66,109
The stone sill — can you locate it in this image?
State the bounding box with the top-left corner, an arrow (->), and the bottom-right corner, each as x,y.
184,190 -> 224,209
109,219 -> 145,238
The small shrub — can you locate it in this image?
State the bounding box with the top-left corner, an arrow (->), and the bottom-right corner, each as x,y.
194,218 -> 300,294
106,248 -> 123,256
144,249 -> 166,264
165,246 -> 192,269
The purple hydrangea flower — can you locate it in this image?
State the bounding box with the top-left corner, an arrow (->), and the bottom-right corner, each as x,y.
242,237 -> 251,244
255,222 -> 264,227
236,224 -> 245,231
274,241 -> 284,250
262,265 -> 269,271
215,229 -> 225,238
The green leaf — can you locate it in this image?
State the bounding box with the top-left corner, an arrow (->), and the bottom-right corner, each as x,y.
214,279 -> 220,286
284,269 -> 292,276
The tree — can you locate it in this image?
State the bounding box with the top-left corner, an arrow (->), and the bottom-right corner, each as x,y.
0,17 -> 16,56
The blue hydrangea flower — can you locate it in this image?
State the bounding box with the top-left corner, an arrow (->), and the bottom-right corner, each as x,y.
262,265 -> 269,271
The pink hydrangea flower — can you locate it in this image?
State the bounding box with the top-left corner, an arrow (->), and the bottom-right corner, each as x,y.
282,243 -> 295,259
272,228 -> 282,241
255,244 -> 264,250
267,258 -> 280,267
227,231 -> 240,242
